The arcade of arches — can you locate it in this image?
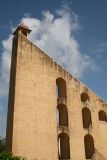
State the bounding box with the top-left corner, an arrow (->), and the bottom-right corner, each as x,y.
56,78 -> 106,159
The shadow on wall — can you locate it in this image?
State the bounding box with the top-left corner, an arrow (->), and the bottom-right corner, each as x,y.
92,148 -> 106,160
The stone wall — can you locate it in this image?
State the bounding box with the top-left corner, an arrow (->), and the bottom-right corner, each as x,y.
6,30 -> 107,160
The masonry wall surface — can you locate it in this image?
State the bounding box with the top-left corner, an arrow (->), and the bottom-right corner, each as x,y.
6,31 -> 107,160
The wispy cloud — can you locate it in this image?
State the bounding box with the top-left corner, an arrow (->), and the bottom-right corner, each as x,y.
93,42 -> 107,56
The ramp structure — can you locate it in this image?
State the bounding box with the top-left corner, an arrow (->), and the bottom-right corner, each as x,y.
6,24 -> 107,160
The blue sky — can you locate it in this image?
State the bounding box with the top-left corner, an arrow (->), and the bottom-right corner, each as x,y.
0,0 -> 107,137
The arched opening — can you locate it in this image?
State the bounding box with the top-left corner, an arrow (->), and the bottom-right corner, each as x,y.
84,134 -> 95,159
81,93 -> 90,102
57,104 -> 68,126
56,78 -> 67,99
99,110 -> 107,122
82,107 -> 92,129
58,133 -> 70,159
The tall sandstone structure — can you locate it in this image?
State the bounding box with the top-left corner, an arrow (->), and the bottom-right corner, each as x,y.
6,25 -> 107,160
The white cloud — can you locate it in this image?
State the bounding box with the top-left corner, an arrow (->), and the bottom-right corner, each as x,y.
0,100 -> 7,137
0,35 -> 12,97
0,5 -> 96,98
21,7 -> 96,78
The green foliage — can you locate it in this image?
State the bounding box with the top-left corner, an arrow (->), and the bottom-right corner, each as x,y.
0,152 -> 28,160
0,137 -> 6,153
0,137 -> 28,160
